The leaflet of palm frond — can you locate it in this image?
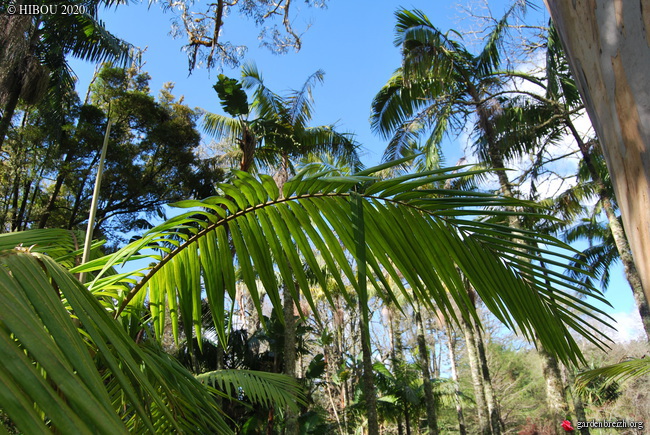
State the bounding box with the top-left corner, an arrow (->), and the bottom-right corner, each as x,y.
214,74 -> 249,117
0,228 -> 107,271
545,21 -> 582,107
197,369 -> 306,412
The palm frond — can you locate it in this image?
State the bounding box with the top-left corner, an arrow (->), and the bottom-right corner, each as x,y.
285,69 -> 325,128
474,0 -> 527,76
203,112 -> 245,140
241,62 -> 283,119
0,249 -> 232,434
78,163 -> 613,365
198,369 -> 307,412
43,13 -> 132,66
394,9 -> 467,83
576,358 -> 650,393
0,229 -> 105,270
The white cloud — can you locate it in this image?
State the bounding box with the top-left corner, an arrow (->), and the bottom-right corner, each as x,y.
603,310 -> 646,343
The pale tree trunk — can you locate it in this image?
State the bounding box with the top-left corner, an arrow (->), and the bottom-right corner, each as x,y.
472,322 -> 501,435
414,301 -> 439,435
444,321 -> 467,435
459,310 -> 491,435
544,0 -> 650,311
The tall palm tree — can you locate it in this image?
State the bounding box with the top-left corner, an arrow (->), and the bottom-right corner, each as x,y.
371,7 -> 595,432
372,7 -> 527,433
488,24 -> 650,341
204,64 -> 359,433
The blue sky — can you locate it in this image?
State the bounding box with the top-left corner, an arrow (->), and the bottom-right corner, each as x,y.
72,0 -> 534,165
70,0 -> 643,341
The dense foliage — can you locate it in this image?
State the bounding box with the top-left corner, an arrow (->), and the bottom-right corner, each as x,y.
0,1 -> 648,434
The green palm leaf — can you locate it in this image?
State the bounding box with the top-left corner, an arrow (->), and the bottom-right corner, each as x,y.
79,163 -> 612,365
0,249 -> 231,434
576,358 -> 650,392
197,369 -> 307,412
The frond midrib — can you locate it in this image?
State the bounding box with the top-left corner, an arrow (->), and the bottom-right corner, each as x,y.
113,188 -> 474,315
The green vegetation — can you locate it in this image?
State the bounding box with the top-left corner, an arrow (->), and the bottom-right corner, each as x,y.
1,1 -> 648,434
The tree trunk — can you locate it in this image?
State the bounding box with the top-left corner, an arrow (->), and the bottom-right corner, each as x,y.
445,322 -> 467,435
565,367 -> 590,435
0,69 -> 22,149
459,311 -> 491,435
386,304 -> 405,435
544,0 -> 650,310
473,322 -> 501,435
351,192 -> 379,435
282,282 -> 299,435
14,178 -> 31,231
477,86 -> 570,434
538,343 -> 569,434
415,301 -> 439,435
275,158 -> 299,435
601,196 -> 650,341
359,299 -> 379,435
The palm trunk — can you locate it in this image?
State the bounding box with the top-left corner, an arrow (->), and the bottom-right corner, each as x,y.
282,282 -> 299,435
386,304 -> 405,435
360,301 -> 379,435
601,196 -> 650,341
538,343 -> 568,434
0,79 -> 21,150
334,296 -> 350,433
445,321 -> 467,435
275,157 -> 299,435
459,309 -> 491,435
351,192 -> 379,435
0,11 -> 40,150
476,89 -> 570,433
415,301 -> 439,435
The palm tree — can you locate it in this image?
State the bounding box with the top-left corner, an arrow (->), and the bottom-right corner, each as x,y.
371,7 -> 594,432
0,0 -> 132,149
543,1 -> 650,311
204,63 -> 359,176
489,23 -> 650,341
204,64 -> 360,433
